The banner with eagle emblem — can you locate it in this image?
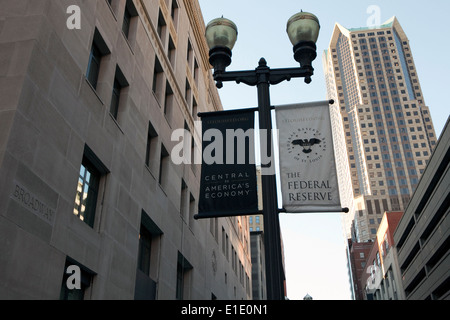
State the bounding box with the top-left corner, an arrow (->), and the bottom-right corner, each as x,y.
275,101 -> 342,213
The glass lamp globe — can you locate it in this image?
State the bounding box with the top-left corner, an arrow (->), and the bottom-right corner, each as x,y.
286,11 -> 320,45
205,17 -> 238,50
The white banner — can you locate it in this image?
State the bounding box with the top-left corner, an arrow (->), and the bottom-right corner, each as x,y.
276,101 -> 342,213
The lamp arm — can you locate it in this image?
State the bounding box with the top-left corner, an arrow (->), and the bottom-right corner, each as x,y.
213,66 -> 314,87
269,66 -> 314,85
213,70 -> 258,87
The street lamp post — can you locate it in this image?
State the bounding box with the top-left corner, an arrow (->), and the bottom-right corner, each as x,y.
205,11 -> 320,300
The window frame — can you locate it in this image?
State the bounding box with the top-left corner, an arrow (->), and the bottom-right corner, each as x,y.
109,65 -> 128,121
86,29 -> 110,90
73,145 -> 109,229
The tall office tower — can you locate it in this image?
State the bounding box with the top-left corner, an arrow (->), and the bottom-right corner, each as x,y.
323,17 -> 438,242
0,0 -> 252,300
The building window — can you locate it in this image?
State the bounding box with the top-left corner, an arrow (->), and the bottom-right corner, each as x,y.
187,40 -> 193,66
222,227 -> 226,254
86,44 -> 101,89
152,57 -> 164,101
74,162 -> 99,227
176,252 -> 192,300
193,59 -> 199,86
110,79 -> 121,119
188,193 -> 195,227
135,211 -> 163,300
170,0 -> 179,28
180,179 -> 188,219
159,144 -> 170,188
138,211 -> 163,276
164,81 -> 174,124
384,233 -> 389,252
122,0 -> 138,40
108,0 -> 125,18
60,258 -> 94,300
168,35 -> 176,67
138,225 -> 152,275
110,66 -> 128,120
157,10 -> 167,44
185,79 -> 192,108
86,29 -> 110,89
122,4 -> 131,37
73,145 -> 108,228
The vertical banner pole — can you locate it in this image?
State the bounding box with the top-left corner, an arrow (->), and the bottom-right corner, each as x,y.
257,70 -> 284,300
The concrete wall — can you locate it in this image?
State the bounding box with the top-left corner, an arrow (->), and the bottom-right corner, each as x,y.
0,0 -> 252,300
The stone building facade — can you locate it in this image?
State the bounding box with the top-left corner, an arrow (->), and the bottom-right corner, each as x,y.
0,0 -> 252,300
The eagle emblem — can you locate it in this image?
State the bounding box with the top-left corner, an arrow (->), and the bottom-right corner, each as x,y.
292,138 -> 322,154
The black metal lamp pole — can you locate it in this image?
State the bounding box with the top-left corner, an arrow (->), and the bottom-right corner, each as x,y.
211,59 -> 315,300
205,12 -> 320,300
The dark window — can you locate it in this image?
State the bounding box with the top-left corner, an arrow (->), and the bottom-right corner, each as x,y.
187,40 -> 193,64
180,179 -> 188,218
138,225 -> 152,275
86,29 -> 110,89
189,193 -> 195,226
145,121 -> 158,168
168,36 -> 176,66
176,252 -> 192,300
185,79 -> 191,107
164,82 -> 174,122
60,258 -> 94,300
110,66 -> 128,120
86,43 -> 101,89
135,211 -> 163,300
122,0 -> 138,39
171,0 -> 179,27
110,79 -> 121,119
122,5 -> 131,37
137,211 -> 163,276
157,10 -> 166,40
152,58 -> 164,97
366,200 -> 374,215
159,144 -> 169,187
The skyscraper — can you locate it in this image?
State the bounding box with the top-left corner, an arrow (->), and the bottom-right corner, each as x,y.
323,17 -> 438,242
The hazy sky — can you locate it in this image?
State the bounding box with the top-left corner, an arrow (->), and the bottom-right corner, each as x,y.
198,0 -> 450,300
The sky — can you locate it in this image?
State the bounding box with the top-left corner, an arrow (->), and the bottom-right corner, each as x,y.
197,0 -> 450,300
